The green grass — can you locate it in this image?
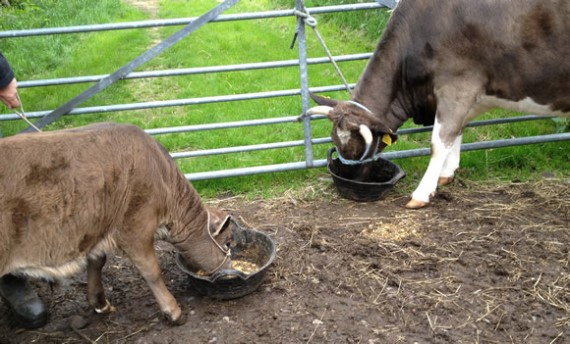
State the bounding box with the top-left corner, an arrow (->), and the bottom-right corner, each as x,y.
1,0 -> 568,199
1,0 -> 150,130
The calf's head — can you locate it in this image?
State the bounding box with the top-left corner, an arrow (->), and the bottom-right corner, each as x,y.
307,93 -> 397,161
178,207 -> 236,275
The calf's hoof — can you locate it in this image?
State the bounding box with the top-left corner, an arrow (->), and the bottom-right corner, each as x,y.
405,199 -> 429,209
165,312 -> 187,326
438,176 -> 454,186
94,300 -> 116,314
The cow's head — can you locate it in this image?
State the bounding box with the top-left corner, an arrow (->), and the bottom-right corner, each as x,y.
306,93 -> 398,161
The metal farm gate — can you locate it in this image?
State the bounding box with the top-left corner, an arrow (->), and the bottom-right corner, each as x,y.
1,0 -> 569,181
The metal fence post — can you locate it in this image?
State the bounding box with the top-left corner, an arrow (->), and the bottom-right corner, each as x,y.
295,0 -> 314,168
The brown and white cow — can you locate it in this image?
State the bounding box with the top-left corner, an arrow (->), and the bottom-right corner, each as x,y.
0,123 -> 236,325
307,0 -> 570,208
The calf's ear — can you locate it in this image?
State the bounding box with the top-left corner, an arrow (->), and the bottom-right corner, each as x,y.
212,215 -> 232,237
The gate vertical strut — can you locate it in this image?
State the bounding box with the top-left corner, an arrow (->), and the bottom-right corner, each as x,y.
296,0 -> 314,168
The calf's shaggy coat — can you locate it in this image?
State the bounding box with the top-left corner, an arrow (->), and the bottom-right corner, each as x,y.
0,123 -> 234,324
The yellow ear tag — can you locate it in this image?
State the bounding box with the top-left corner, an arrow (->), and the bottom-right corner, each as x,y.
382,134 -> 392,146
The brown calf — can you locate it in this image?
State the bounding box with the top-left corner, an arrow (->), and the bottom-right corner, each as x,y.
0,123 -> 235,325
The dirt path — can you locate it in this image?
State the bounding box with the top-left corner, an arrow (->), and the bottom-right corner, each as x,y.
1,178 -> 568,343
123,0 -> 159,17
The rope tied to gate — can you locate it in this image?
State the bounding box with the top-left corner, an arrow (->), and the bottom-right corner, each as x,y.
291,6 -> 352,95
293,9 -> 318,28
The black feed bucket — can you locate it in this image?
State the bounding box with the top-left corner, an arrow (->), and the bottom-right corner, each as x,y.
176,228 -> 276,300
327,147 -> 406,202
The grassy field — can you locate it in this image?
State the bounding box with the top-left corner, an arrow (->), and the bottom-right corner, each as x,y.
1,0 -> 568,199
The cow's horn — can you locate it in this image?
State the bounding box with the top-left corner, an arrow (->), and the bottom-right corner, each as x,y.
358,124 -> 373,160
306,106 -> 333,116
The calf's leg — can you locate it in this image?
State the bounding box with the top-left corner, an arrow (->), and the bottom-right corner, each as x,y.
86,254 -> 115,314
118,219 -> 186,325
124,241 -> 185,325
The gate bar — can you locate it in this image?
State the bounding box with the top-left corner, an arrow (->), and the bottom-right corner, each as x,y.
0,3 -> 385,38
17,53 -> 372,88
184,132 -> 570,181
0,85 -> 353,121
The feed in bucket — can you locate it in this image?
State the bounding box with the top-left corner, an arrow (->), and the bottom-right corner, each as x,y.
196,259 -> 259,277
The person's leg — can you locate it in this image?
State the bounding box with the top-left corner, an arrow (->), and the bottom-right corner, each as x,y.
0,274 -> 47,329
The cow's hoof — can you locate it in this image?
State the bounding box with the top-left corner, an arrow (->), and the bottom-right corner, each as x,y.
438,176 -> 454,186
405,199 -> 429,209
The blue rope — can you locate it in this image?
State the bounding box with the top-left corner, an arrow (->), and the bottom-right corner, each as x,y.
334,139 -> 382,165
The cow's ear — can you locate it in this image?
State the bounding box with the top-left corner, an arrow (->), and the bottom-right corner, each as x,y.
381,132 -> 398,146
310,92 -> 339,107
369,120 -> 398,145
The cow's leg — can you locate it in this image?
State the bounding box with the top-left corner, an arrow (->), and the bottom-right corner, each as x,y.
439,133 -> 463,186
86,254 -> 116,314
407,78 -> 481,209
407,118 -> 457,208
118,219 -> 186,326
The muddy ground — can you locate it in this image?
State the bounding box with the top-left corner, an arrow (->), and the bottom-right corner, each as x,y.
0,177 -> 569,344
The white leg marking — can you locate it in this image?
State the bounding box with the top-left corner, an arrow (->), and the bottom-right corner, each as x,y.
440,134 -> 462,178
411,119 -> 454,203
